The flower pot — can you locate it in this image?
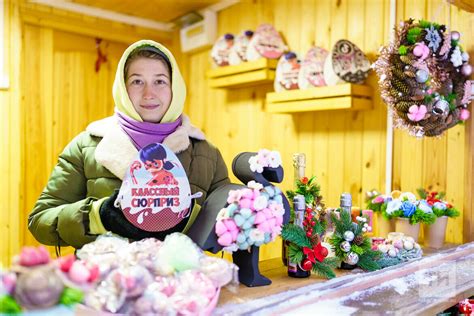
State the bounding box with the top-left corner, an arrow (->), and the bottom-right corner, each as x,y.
395,218 -> 420,242
375,212 -> 395,238
425,216 -> 448,249
339,262 -> 357,270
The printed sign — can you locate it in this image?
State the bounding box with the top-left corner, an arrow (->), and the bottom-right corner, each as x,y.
116,143 -> 192,232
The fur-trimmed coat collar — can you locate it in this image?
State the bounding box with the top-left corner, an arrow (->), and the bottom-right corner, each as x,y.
86,114 -> 205,180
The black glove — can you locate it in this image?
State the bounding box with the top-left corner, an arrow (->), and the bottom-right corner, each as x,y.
99,190 -> 190,241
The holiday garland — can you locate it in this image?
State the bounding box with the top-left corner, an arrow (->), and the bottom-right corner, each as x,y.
374,19 -> 473,137
328,210 -> 381,271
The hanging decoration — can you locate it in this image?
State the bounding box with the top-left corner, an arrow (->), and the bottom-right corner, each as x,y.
95,38 -> 108,73
374,19 -> 473,137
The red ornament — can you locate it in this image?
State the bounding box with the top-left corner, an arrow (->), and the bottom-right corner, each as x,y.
459,299 -> 473,314
306,232 -> 312,237
301,177 -> 309,184
301,258 -> 313,271
320,246 -> 328,258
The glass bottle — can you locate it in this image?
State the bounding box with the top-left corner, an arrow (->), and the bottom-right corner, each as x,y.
282,153 -> 306,266
288,194 -> 311,278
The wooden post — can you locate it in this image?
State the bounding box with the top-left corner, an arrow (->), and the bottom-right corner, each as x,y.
464,116 -> 474,243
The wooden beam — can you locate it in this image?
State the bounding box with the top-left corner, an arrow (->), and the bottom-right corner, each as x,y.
20,2 -> 173,45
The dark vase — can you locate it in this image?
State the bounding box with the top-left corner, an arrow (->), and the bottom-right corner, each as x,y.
340,261 -> 357,270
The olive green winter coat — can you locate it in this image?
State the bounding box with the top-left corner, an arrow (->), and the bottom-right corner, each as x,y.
28,115 -> 229,249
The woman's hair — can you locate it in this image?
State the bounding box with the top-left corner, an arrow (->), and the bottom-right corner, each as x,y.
124,45 -> 172,80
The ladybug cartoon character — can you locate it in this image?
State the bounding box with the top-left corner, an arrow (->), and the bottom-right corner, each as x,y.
139,143 -> 178,186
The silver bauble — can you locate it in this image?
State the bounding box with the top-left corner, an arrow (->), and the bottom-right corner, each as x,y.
345,252 -> 359,265
340,241 -> 351,252
343,230 -> 355,242
415,69 -> 429,83
433,99 -> 449,117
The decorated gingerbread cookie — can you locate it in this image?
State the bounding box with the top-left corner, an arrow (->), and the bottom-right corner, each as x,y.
274,52 -> 301,92
228,30 -> 254,65
324,39 -> 370,85
246,24 -> 286,61
298,46 -> 328,89
211,33 -> 235,66
115,143 -> 193,232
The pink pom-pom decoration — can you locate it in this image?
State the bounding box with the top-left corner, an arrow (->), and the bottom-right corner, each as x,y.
460,109 -> 470,121
407,104 -> 427,122
19,246 -> 50,267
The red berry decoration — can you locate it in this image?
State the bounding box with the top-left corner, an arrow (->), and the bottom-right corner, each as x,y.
301,258 -> 313,271
301,177 -> 309,184
306,232 -> 312,237
320,246 -> 329,258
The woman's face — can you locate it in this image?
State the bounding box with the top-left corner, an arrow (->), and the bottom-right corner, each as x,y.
126,57 -> 172,123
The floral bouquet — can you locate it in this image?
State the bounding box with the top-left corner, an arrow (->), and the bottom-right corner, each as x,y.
367,191 -> 436,225
215,180 -> 285,252
329,210 -> 381,271
416,188 -> 460,218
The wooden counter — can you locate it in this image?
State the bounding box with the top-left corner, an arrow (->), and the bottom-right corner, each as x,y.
216,242 -> 474,315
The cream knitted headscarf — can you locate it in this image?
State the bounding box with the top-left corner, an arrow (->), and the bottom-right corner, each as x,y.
112,39 -> 186,123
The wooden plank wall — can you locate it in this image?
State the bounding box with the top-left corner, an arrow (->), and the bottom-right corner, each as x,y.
182,0 -> 473,259
393,0 -> 473,244
1,0 -> 472,266
183,0 -> 390,260
0,0 -> 22,267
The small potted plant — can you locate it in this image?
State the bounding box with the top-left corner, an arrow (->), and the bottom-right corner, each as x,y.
417,189 -> 460,248
365,190 -> 395,237
383,191 -> 436,242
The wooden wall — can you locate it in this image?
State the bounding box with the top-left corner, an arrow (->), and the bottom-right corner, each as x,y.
1,0 -> 472,266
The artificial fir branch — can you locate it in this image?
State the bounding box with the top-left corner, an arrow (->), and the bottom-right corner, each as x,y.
312,258 -> 338,279
357,250 -> 381,271
288,243 -> 303,264
281,224 -> 312,248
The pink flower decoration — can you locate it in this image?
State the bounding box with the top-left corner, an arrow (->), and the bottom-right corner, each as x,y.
226,190 -> 242,204
407,104 -> 427,122
460,109 -> 470,121
215,219 -> 239,246
372,196 -> 385,204
413,42 -> 430,60
239,198 -> 253,209
19,246 -> 50,267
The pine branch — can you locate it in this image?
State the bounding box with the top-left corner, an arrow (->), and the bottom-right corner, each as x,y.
281,224 -> 311,248
312,261 -> 336,279
358,250 -> 381,271
288,243 -> 303,264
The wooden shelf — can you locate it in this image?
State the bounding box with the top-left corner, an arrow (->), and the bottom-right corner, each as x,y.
207,58 -> 278,89
265,84 -> 373,113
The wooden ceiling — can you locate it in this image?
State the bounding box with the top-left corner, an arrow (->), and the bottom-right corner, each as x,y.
72,0 -> 221,23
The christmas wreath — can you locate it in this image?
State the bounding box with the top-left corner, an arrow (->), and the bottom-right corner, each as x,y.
282,176 -> 337,279
375,19 -> 473,137
328,210 -> 381,271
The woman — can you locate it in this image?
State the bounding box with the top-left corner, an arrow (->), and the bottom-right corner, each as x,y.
28,40 -> 230,249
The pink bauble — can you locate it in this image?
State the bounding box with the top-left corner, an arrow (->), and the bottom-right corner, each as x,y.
413,44 -> 424,57
69,261 -> 91,284
451,31 -> 460,41
460,109 -> 470,121
461,64 -> 472,77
